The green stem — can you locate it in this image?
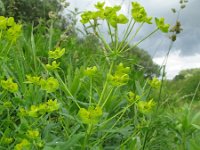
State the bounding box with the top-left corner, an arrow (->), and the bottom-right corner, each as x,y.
122,28 -> 159,53
117,20 -> 136,52
119,22 -> 144,53
107,21 -> 114,44
98,61 -> 114,106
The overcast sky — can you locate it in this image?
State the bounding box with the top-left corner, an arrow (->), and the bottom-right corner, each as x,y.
65,0 -> 200,79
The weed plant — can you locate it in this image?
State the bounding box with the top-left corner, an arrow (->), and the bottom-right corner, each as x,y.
0,1 -> 200,150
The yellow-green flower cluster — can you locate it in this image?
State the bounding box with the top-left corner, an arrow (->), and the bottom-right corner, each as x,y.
108,63 -> 130,86
127,91 -> 140,103
25,75 -> 41,85
1,78 -> 18,93
84,66 -> 98,77
148,77 -> 161,89
131,2 -> 152,24
137,99 -> 155,114
78,106 -> 102,124
18,99 -> 60,117
46,47 -> 65,71
40,77 -> 59,93
0,16 -> 22,42
14,139 -> 30,150
80,2 -> 128,28
0,137 -> 13,145
25,75 -> 59,93
26,130 -> 39,139
46,61 -> 60,71
48,47 -> 65,59
155,18 -> 170,33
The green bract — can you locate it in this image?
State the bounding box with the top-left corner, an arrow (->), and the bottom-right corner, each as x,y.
148,77 -> 161,89
1,78 -> 18,93
48,47 -> 65,59
137,99 -> 155,114
155,17 -> 170,33
78,106 -> 102,124
131,2 -> 152,24
108,63 -> 130,86
84,66 -> 98,77
80,3 -> 128,28
94,2 -> 105,10
25,75 -> 41,85
40,77 -> 59,93
46,61 -> 60,70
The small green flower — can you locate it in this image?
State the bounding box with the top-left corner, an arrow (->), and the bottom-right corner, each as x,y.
80,11 -> 93,24
1,137 -> 13,144
84,66 -> 98,77
0,16 -> 7,30
48,47 -> 65,59
127,91 -> 140,103
7,17 -> 15,26
25,75 -> 41,85
46,99 -> 60,112
40,77 -> 59,93
1,78 -> 18,93
6,23 -> 22,42
15,139 -> 30,150
155,17 -> 170,33
78,106 -> 102,124
27,130 -> 39,139
95,2 -> 105,10
46,61 -> 60,70
137,99 -> 155,114
3,101 -> 12,108
108,63 -> 130,86
28,105 -> 40,117
148,77 -> 161,89
131,2 -> 152,24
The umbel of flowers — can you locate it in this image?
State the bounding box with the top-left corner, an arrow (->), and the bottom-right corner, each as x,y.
0,16 -> 22,42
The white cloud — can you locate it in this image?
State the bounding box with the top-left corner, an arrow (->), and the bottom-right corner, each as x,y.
153,50 -> 200,79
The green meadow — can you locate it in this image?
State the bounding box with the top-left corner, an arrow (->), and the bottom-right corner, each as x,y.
0,0 -> 200,149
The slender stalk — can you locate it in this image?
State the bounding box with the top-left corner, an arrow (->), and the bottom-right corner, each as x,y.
122,28 -> 159,53
98,61 -> 114,106
107,21 -> 114,44
117,20 -> 136,52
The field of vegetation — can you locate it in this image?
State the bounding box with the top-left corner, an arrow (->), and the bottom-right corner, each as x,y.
0,0 -> 200,149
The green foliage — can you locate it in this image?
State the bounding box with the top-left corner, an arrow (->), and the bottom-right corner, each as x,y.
167,68 -> 200,101
0,0 -> 62,22
0,1 -> 198,150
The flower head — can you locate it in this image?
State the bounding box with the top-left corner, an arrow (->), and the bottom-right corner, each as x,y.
40,77 -> 59,93
48,47 -> 65,59
78,106 -> 102,124
1,78 -> 18,93
155,18 -> 170,33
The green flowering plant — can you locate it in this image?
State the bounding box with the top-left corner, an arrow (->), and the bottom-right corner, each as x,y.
40,77 -> 59,93
84,66 -> 98,77
131,2 -> 152,24
127,91 -> 140,103
155,17 -> 170,33
108,63 -> 130,86
25,75 -> 41,85
0,16 -> 22,42
14,139 -> 30,150
18,99 -> 60,118
46,61 -> 60,70
148,77 -> 161,89
137,99 -> 156,114
48,47 -> 65,59
1,78 -> 18,93
78,106 -> 102,124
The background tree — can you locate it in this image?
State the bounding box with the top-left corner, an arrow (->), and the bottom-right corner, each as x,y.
0,0 -> 69,26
